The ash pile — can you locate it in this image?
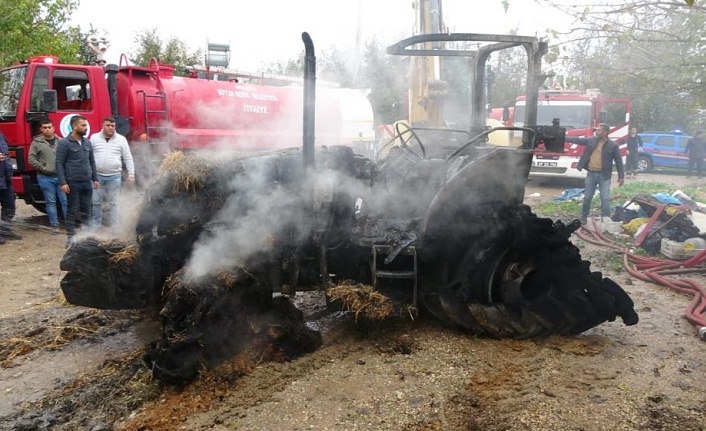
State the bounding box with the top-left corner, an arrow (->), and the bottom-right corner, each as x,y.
59,145 -> 639,384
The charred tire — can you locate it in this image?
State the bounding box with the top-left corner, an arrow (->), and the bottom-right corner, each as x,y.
420,205 -> 638,338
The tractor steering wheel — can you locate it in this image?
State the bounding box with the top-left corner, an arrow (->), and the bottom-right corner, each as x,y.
394,121 -> 426,160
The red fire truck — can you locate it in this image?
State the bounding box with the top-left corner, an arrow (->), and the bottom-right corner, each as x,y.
509,89 -> 631,182
0,55 -> 374,211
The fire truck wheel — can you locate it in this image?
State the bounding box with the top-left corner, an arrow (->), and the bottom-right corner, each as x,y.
30,202 -> 67,219
30,202 -> 47,215
420,206 -> 638,338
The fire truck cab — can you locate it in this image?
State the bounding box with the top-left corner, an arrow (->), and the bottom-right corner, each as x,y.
0,56 -> 112,209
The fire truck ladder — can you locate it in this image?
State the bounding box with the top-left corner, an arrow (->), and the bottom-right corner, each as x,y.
371,244 -> 418,308
138,90 -> 170,178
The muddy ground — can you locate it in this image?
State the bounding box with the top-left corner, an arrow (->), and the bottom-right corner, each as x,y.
0,172 -> 705,431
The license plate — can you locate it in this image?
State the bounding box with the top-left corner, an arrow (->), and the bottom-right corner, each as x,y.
534,161 -> 557,167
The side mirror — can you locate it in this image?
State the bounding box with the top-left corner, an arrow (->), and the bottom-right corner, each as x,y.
41,89 -> 58,112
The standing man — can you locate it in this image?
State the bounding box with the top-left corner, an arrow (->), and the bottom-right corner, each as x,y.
0,131 -> 22,244
56,115 -> 99,247
685,130 -> 705,179
28,119 -> 68,233
90,117 -> 135,231
625,127 -> 643,179
567,123 -> 625,224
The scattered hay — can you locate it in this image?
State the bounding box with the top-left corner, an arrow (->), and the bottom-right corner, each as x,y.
0,319 -> 100,368
162,270 -> 187,298
163,269 -> 244,298
106,242 -> 139,264
160,151 -> 215,195
216,272 -> 239,289
1,338 -> 34,367
326,281 -> 395,322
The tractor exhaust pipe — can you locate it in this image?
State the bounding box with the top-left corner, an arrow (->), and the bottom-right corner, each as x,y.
302,32 -> 316,169
105,64 -> 119,116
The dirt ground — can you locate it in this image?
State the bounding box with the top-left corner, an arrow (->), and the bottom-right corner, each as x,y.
1,172 -> 705,431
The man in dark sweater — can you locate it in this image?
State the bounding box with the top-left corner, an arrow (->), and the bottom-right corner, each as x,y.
56,115 -> 99,247
566,123 -> 625,224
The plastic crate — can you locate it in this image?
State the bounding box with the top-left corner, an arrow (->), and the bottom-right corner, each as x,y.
660,238 -> 703,260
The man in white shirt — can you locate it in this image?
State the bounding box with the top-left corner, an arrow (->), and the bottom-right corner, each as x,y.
90,117 -> 135,231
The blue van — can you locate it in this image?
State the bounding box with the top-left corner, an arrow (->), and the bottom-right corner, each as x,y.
637,131 -> 691,171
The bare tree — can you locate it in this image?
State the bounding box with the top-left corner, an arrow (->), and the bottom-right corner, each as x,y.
538,0 -> 706,131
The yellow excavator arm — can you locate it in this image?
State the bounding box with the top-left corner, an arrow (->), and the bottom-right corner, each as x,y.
408,0 -> 446,127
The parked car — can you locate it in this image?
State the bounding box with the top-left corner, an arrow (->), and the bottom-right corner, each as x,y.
637,131 -> 691,172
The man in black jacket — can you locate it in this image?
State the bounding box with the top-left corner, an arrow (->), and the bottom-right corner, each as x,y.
625,127 -> 643,178
0,131 -> 22,244
56,115 -> 99,247
567,123 -> 625,224
685,130 -> 705,178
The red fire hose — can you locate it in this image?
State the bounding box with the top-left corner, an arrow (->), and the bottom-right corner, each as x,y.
575,223 -> 706,340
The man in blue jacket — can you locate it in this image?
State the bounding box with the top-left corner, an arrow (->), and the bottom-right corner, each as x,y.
0,131 -> 22,244
56,115 -> 99,247
567,123 -> 625,224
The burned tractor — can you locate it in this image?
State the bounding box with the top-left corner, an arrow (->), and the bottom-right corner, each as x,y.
60,33 -> 638,383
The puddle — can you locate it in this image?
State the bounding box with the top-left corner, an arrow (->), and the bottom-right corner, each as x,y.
0,318 -> 160,417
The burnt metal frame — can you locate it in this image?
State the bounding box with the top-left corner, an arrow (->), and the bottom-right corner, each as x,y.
386,33 -> 548,148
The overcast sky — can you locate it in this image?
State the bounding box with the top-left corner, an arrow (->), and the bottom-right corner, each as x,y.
71,0 -> 571,71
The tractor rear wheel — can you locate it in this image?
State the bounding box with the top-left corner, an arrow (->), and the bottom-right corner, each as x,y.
419,205 -> 638,338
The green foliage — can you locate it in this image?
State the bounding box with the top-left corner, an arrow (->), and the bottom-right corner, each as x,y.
264,54 -> 304,77
75,25 -> 100,65
610,180 -> 677,200
0,0 -> 81,66
358,39 -> 407,126
264,38 -> 409,127
317,46 -> 355,88
532,180 -> 688,218
264,46 -> 356,87
533,199 -> 581,218
542,1 -> 706,133
488,45 -> 528,110
602,249 -> 625,274
130,28 -> 202,76
681,185 -> 706,202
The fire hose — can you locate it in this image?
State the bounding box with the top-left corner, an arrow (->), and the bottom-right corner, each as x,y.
575,219 -> 706,341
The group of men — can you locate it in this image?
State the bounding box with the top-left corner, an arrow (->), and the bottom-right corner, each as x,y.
0,115 -> 134,247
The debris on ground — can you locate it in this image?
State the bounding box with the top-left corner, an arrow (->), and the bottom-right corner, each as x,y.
564,186 -> 706,258
574,189 -> 706,339
611,191 -> 705,257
